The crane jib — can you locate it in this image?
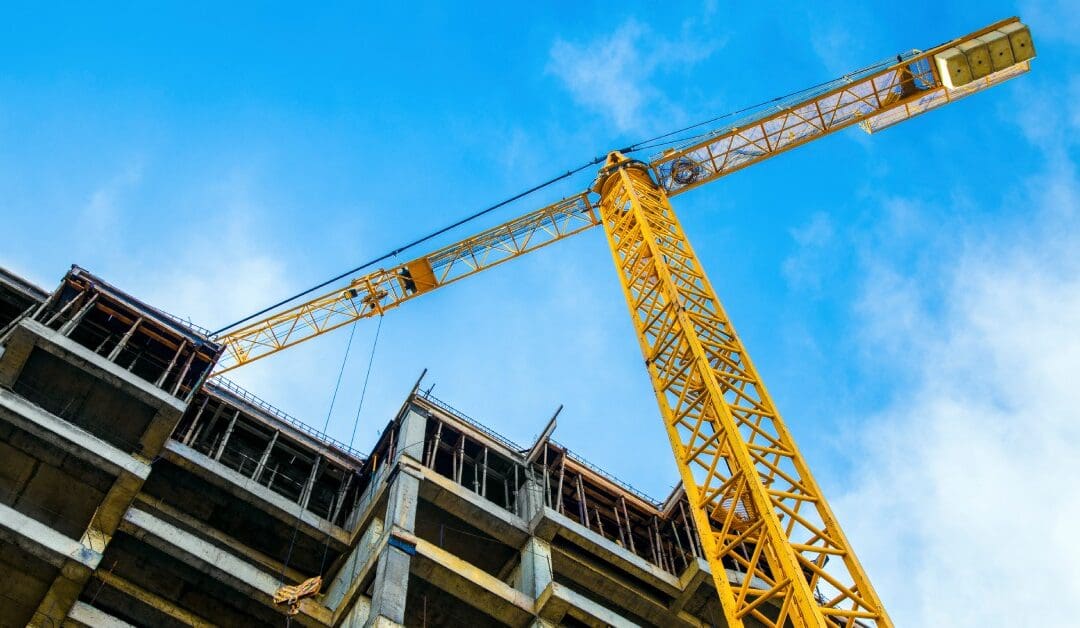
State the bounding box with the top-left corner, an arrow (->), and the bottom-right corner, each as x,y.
213,16 -> 1035,628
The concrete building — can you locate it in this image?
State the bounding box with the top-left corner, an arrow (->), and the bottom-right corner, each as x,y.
0,266 -> 742,627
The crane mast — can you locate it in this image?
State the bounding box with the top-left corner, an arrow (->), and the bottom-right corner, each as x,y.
213,16 -> 1036,627
596,152 -> 885,626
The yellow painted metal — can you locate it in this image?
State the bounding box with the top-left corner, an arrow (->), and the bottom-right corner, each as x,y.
217,17 -> 1030,379
214,193 -> 598,373
651,17 -> 1030,193
595,152 -> 890,628
213,17 -> 1036,626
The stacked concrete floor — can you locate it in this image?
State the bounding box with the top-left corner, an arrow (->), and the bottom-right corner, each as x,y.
0,266 -> 747,627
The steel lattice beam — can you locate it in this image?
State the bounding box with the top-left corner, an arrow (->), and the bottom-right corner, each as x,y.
595,153 -> 890,628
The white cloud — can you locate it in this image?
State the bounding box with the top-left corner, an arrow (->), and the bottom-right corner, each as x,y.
832,92 -> 1080,625
546,19 -> 719,133
1020,0 -> 1080,48
78,159 -> 144,248
782,211 -> 836,292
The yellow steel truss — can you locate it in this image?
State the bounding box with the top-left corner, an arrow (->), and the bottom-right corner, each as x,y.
217,18 -> 1030,378
211,17 -> 1039,627
214,193 -> 598,373
652,17 -> 1030,197
596,152 -> 889,628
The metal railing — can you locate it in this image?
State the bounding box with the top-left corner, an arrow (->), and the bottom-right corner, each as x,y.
417,390 -> 524,452
417,390 -> 661,507
552,438 -> 661,508
208,376 -> 366,461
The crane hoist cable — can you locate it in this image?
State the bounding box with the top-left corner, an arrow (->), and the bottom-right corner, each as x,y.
210,52 -> 909,339
348,314 -> 383,450
209,157 -> 614,336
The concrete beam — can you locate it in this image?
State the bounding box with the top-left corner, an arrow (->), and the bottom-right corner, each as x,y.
119,507 -> 332,627
325,517 -> 383,610
330,528 -> 387,626
551,545 -> 705,628
671,557 -> 711,615
404,457 -> 530,549
133,494 -> 308,584
0,501 -> 100,572
399,529 -> 535,627
536,581 -> 641,628
0,492 -> 103,627
531,506 -> 681,597
66,601 -> 137,628
162,440 -> 348,550
91,571 -> 214,628
0,387 -> 150,481
346,462 -> 391,539
0,320 -> 186,416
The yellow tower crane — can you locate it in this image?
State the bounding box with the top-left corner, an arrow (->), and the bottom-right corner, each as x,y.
213,17 -> 1035,628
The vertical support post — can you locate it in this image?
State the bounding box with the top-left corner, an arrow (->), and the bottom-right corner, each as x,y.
481,447 -> 489,497
454,435 -> 465,484
189,400 -> 222,449
58,292 -> 98,336
170,347 -> 198,397
156,339 -> 188,387
31,281 -> 65,323
44,289 -> 83,328
253,430 -> 279,482
679,500 -> 699,559
575,475 -> 588,529
213,409 -> 240,461
182,395 -> 210,445
620,497 -> 635,553
300,455 -> 323,510
555,457 -> 565,514
542,445 -> 550,508
612,500 -> 627,548
107,316 -> 142,362
330,471 -> 355,524
426,421 -> 442,468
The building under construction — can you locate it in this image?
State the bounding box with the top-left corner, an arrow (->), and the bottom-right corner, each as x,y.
0,265 -> 729,627
1,16 -> 1038,628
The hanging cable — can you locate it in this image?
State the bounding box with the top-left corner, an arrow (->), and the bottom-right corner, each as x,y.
211,54 -> 904,339
322,321 -> 358,433
316,314 -> 386,574
349,314 -> 383,450
210,157 -> 617,336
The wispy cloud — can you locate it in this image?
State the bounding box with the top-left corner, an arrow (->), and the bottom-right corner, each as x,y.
781,211 -> 837,292
78,158 -> 144,249
546,18 -> 720,134
833,76 -> 1080,626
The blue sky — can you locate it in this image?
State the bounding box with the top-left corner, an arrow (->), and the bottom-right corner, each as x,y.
2,2 -> 1078,624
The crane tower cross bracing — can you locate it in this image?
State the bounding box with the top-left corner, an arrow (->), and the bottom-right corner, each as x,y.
214,17 -> 1035,628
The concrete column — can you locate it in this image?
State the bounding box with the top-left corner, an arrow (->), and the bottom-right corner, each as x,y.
395,408 -> 426,465
324,517 -> 384,609
365,465 -> 421,628
519,536 -> 555,628
519,537 -> 553,598
517,474 -> 545,521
